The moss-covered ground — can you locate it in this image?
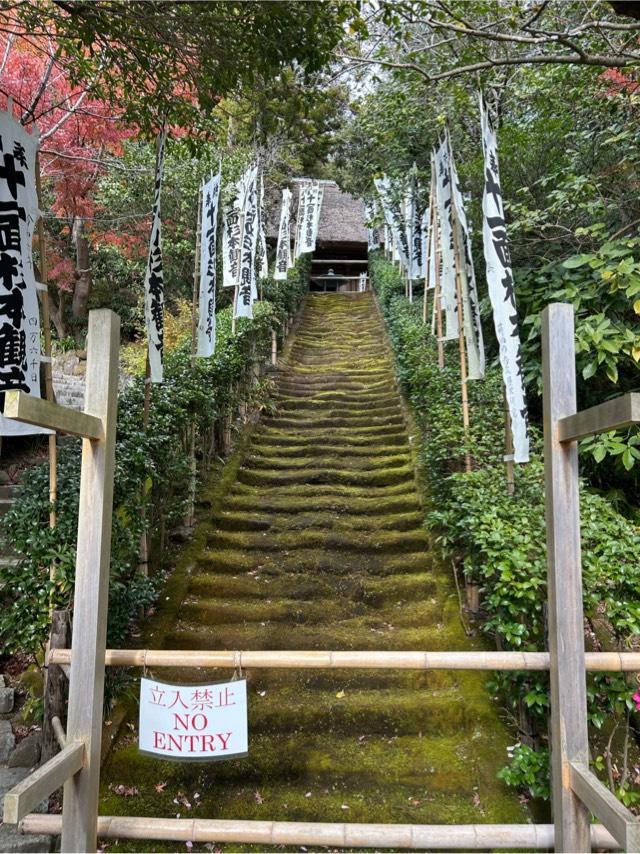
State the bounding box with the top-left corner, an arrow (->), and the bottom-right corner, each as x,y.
100,292 -> 528,851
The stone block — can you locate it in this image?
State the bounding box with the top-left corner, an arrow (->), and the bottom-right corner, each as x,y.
8,731 -> 40,768
0,684 -> 14,713
0,719 -> 15,762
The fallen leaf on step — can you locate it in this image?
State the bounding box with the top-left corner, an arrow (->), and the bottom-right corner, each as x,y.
255,790 -> 265,804
113,785 -> 138,797
341,804 -> 349,811
154,781 -> 167,792
336,690 -> 345,699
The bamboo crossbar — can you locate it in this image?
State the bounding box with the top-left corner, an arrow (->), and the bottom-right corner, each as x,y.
18,815 -> 618,849
48,648 -> 640,671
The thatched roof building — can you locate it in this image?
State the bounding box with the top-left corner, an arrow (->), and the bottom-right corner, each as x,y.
268,180 -> 368,291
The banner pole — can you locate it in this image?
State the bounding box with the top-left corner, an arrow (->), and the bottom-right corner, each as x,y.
423,185 -> 435,325
433,212 -> 445,371
139,348 -> 151,578
35,154 -> 57,534
503,384 -> 516,495
450,183 -> 472,474
185,186 -> 202,527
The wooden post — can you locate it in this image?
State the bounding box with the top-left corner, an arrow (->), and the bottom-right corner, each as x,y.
450,195 -> 472,472
541,303 -> 590,853
503,386 -> 515,495
61,309 -> 120,853
271,328 -> 277,366
41,610 -> 70,764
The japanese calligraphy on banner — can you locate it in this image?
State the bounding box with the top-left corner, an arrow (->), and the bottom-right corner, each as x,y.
235,163 -> 258,321
299,181 -> 322,255
139,677 -> 248,760
257,172 -> 269,281
433,143 -> 458,341
222,196 -> 241,288
480,93 -> 529,462
275,188 -> 292,280
407,175 -> 424,281
144,128 -> 166,383
0,111 -> 51,436
447,130 -> 485,380
294,183 -> 308,259
196,171 -> 221,359
374,175 -> 409,270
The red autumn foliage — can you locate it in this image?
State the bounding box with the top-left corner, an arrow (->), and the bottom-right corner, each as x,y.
0,30 -> 135,291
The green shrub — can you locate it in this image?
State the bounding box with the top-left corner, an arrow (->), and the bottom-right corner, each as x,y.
370,252 -> 640,799
0,258 -> 310,658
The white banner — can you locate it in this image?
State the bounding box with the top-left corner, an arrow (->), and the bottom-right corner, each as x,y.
408,177 -> 424,282
448,130 -> 485,380
222,195 -> 241,288
374,176 -> 410,271
235,164 -> 259,321
433,144 -> 458,341
139,677 -> 248,760
299,181 -> 322,254
294,183 -> 308,259
144,128 -> 166,384
275,188 -> 292,280
480,94 -> 529,462
257,172 -> 269,280
196,171 -> 221,359
364,200 -> 380,251
0,111 -> 51,436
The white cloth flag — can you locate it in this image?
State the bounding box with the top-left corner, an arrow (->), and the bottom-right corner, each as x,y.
235,164 -> 259,320
447,130 -> 485,380
144,127 -> 166,383
257,172 -> 269,280
364,200 -> 380,251
299,181 -> 322,254
275,189 -> 292,280
196,171 -> 221,358
433,144 -> 458,341
480,94 -> 529,462
222,195 -> 241,288
294,184 -> 308,259
409,180 -> 424,281
0,111 -> 51,436
374,176 -> 410,269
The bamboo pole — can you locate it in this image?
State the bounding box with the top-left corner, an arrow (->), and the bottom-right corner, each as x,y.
423,185 -> 435,325
271,328 -> 277,366
503,385 -> 515,495
138,350 -> 151,576
35,155 -> 57,533
185,187 -> 202,528
48,647 -> 640,672
18,815 -> 619,850
449,183 -> 472,473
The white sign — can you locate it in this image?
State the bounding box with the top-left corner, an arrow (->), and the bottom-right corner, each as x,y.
139,677 -> 248,761
0,110 -> 52,436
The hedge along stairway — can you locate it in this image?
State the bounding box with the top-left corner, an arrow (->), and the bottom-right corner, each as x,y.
101,292 -> 527,849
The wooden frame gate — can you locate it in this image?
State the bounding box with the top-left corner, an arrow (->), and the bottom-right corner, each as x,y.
3,303 -> 640,852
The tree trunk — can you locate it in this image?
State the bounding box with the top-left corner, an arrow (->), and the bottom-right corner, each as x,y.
50,288 -> 66,339
71,216 -> 91,318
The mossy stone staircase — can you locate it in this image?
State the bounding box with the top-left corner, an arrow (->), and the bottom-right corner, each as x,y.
102,292 -> 526,848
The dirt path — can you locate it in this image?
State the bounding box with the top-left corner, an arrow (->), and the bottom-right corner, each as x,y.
101,292 -> 526,849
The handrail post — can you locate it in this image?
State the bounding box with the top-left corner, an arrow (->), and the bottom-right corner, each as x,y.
542,303 -> 590,852
61,310 -> 120,852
